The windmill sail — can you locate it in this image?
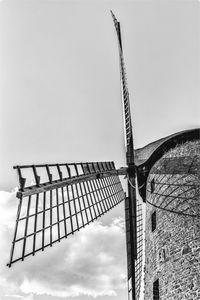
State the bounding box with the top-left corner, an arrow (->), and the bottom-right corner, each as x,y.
110,11 -> 132,148
111,11 -> 143,300
8,162 -> 125,267
7,13 -> 143,300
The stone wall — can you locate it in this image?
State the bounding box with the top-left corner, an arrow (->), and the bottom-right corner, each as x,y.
144,141 -> 200,300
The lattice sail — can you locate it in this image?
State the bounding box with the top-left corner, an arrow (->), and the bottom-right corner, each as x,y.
111,10 -> 132,148
135,199 -> 143,299
125,196 -> 143,300
8,162 -> 125,267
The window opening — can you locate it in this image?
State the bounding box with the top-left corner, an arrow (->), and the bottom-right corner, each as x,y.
151,211 -> 156,232
153,279 -> 159,300
151,178 -> 155,193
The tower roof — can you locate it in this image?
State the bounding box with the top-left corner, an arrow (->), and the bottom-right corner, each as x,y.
136,128 -> 200,200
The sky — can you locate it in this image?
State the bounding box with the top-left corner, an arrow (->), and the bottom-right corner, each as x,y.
0,1 -> 199,300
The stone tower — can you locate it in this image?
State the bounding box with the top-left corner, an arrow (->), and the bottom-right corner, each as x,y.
135,128 -> 200,300
144,140 -> 200,299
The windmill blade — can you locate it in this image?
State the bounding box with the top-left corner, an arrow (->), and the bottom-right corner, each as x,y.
135,199 -> 143,299
8,161 -> 126,267
125,193 -> 143,300
111,11 -> 144,300
111,10 -> 133,149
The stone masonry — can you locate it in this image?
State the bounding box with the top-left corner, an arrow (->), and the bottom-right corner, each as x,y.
144,141 -> 200,300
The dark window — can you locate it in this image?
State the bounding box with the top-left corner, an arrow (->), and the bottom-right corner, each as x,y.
153,279 -> 159,300
151,178 -> 155,193
151,211 -> 156,232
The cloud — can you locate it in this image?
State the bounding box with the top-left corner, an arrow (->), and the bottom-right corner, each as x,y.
5,294 -> 34,300
0,190 -> 127,299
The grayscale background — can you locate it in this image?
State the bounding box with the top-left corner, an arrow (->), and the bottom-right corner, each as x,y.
0,1 -> 199,300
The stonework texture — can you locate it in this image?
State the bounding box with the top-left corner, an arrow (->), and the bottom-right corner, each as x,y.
144,140 -> 200,300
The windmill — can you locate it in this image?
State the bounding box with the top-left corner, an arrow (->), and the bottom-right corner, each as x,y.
7,12 -> 143,300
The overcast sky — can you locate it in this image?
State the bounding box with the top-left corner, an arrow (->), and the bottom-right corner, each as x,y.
0,1 -> 199,300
